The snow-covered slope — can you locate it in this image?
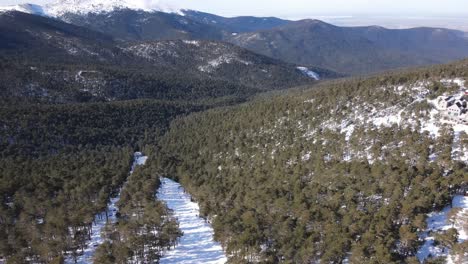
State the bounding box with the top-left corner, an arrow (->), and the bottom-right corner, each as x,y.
0,0 -> 181,17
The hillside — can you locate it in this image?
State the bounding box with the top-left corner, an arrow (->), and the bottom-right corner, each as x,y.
156,59 -> 468,263
227,20 -> 468,75
0,12 -> 323,105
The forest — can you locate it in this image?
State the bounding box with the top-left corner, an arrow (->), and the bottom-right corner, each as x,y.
0,98 -> 202,262
0,55 -> 467,263
155,60 -> 468,263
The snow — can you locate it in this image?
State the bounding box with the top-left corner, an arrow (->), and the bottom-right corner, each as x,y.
157,178 -> 227,264
134,152 -> 148,165
340,121 -> 355,141
420,109 -> 441,138
198,54 -> 251,72
1,0 -> 182,17
416,195 -> 468,262
452,196 -> 468,240
441,78 -> 466,88
297,66 -> 320,80
46,0 -> 183,16
371,108 -> 404,128
65,152 -> 148,264
183,40 -> 200,46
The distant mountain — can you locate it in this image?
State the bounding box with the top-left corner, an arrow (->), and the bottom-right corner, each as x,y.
0,12 -> 322,104
59,9 -> 293,42
0,1 -> 290,40
226,19 -> 468,75
4,2 -> 467,76
61,9 -> 225,41
182,10 -> 290,33
0,1 -> 214,41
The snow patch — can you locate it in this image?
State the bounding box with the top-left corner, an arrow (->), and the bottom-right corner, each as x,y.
297,66 -> 320,80
183,40 -> 200,46
417,195 -> 468,262
198,54 -> 251,72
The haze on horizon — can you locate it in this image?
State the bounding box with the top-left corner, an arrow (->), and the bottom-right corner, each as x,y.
3,0 -> 468,31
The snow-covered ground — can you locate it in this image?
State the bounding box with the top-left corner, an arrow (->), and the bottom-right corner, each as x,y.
65,152 -> 147,264
417,195 -> 468,263
157,178 -> 227,264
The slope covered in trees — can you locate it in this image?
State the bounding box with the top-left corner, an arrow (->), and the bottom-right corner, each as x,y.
156,60 -> 468,263
0,99 -> 201,262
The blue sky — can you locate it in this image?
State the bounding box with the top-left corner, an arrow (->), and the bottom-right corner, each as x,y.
4,0 -> 468,18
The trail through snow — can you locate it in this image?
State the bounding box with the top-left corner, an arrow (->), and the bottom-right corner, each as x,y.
157,178 -> 227,264
65,152 -> 147,264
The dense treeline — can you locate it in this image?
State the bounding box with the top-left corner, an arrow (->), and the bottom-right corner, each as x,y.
156,60 -> 468,263
95,151 -> 182,263
0,99 -> 205,157
0,147 -> 132,262
0,58 -> 261,105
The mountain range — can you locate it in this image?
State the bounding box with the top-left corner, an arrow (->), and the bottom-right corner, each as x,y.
2,0 -> 468,75
227,20 -> 468,74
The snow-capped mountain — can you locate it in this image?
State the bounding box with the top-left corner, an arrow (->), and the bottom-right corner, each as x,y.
0,0 -> 182,17
46,0 -> 182,17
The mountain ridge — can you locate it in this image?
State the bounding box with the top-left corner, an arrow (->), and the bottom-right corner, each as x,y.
226,19 -> 468,74
0,0 -> 183,17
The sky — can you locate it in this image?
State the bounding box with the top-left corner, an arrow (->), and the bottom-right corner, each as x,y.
3,0 -> 468,30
